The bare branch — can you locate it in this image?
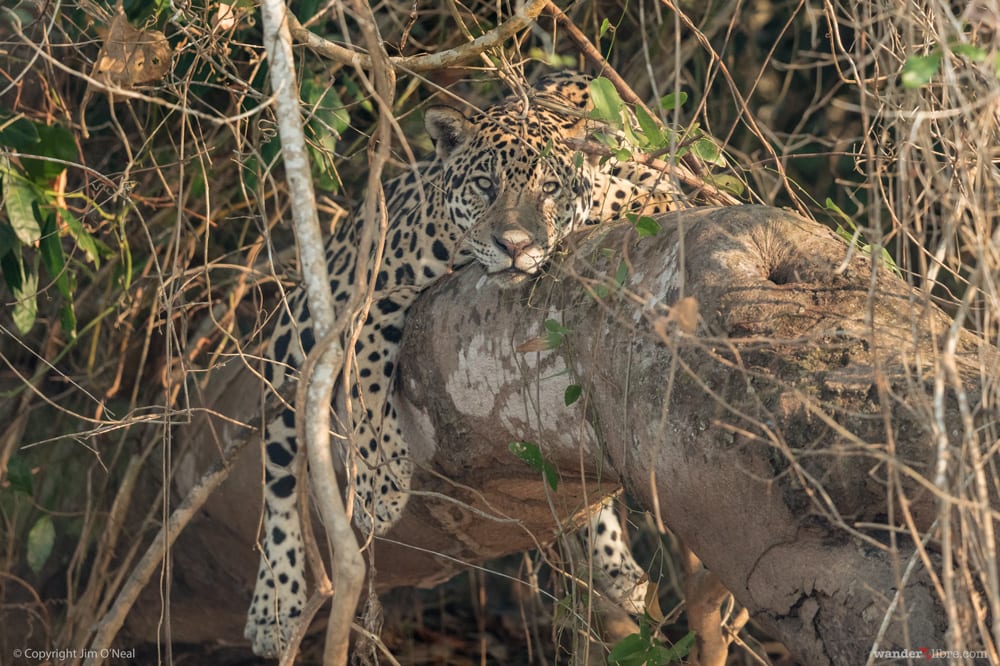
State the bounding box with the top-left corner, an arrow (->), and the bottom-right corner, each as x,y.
287,0 -> 547,73
259,2 -> 362,664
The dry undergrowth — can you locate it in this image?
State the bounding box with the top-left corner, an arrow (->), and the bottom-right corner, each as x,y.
0,0 -> 997,663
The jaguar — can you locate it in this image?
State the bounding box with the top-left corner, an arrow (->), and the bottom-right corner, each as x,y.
245,72 -> 679,657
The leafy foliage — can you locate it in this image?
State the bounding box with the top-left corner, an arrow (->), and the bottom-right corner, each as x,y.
609,617 -> 694,665
901,42 -> 1000,88
0,116 -> 112,336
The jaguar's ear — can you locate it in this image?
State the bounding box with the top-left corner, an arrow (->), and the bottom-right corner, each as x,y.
425,106 -> 472,160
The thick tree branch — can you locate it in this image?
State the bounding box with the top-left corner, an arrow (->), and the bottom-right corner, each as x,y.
383,206 -> 994,663
145,206 -> 996,663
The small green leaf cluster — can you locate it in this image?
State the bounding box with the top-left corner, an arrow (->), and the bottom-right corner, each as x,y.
590,256 -> 629,300
508,441 -> 559,491
901,42 -> 1000,88
824,199 -> 901,276
243,77 -> 351,194
301,77 -> 351,192
588,77 -> 729,174
544,318 -> 570,349
609,619 -> 694,666
4,455 -> 55,574
1,116 -> 110,336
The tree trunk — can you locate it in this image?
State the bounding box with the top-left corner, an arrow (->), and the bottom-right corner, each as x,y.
132,205 -> 994,664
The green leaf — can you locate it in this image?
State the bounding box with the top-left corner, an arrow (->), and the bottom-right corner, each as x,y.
629,214 -> 661,238
294,0 -> 322,22
302,77 -> 350,135
544,318 -> 569,349
59,303 -> 77,339
662,631 -> 696,661
59,207 -> 107,266
599,18 -> 612,37
692,137 -> 726,166
0,217 -> 17,258
12,262 -> 38,335
613,147 -> 633,162
0,115 -> 40,150
901,52 -> 942,88
508,441 -> 559,491
526,48 -> 578,68
39,214 -> 71,300
0,248 -> 23,291
614,260 -> 628,287
0,116 -> 76,182
553,594 -> 575,621
1,159 -> 42,245
26,515 -> 55,574
39,214 -> 77,336
302,78 -> 349,193
950,43 -> 987,61
608,633 -> 651,665
659,91 -> 688,111
824,197 -> 854,228
589,77 -> 625,127
609,625 -> 692,665
23,123 -> 76,181
564,384 -> 582,406
704,173 -> 745,196
622,120 -> 648,150
634,105 -> 664,148
6,455 -> 33,495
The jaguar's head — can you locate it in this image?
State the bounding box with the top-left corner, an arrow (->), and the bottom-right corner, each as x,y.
425,75 -> 596,287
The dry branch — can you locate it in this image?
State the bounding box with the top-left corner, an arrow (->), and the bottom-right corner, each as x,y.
260,2 -> 361,663
83,434 -> 248,666
287,0 -> 547,73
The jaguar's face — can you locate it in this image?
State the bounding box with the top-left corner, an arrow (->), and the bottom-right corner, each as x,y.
426,105 -> 595,287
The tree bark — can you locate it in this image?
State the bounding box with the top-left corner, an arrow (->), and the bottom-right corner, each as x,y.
382,205 -> 988,663
131,205 -> 995,664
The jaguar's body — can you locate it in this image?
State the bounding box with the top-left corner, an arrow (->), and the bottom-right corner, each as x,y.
245,73 -> 678,657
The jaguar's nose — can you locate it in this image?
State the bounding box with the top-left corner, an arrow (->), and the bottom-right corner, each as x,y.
493,229 -> 533,258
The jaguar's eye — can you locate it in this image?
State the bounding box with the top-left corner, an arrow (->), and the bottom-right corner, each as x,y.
473,176 -> 494,193
541,180 -> 561,195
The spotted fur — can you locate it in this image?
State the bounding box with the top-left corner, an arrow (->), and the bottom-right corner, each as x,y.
245,73 -> 677,657
584,503 -> 648,613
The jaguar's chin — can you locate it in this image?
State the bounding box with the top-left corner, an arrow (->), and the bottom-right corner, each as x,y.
489,268 -> 535,289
